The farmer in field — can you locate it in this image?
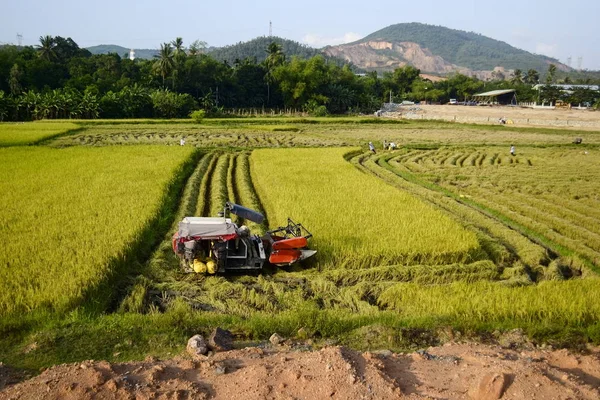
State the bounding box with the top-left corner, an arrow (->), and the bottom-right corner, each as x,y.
510,144 -> 516,156
369,142 -> 376,154
180,138 -> 186,146
389,142 -> 397,150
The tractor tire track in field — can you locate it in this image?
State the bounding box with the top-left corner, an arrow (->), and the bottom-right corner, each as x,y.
356,149 -> 600,277
118,150 -> 275,313
351,152 -> 569,282
197,154 -> 219,217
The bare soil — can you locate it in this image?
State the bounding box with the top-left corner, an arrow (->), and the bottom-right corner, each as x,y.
2,342 -> 600,399
396,105 -> 600,130
425,104 -> 599,121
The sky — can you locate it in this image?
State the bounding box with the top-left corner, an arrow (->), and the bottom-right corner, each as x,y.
1,0 -> 599,70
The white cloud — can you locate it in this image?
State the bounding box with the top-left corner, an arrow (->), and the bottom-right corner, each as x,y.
535,42 -> 558,56
301,32 -> 362,47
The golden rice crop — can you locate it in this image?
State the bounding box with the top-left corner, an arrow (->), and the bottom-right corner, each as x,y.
251,148 -> 480,268
383,147 -> 600,270
0,145 -> 195,315
209,154 -> 230,216
0,122 -> 79,146
195,154 -> 218,216
234,153 -> 267,235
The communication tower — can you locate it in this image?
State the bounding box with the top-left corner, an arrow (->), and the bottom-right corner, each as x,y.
577,57 -> 583,70
566,56 -> 571,68
129,49 -> 135,61
269,21 -> 272,37
16,33 -> 23,46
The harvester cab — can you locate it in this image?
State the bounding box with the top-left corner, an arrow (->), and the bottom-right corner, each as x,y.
172,202 -> 315,273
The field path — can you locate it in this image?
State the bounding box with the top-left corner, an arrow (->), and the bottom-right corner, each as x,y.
2,342 -> 599,399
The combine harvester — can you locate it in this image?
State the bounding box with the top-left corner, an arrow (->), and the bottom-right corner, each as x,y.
172,202 -> 316,274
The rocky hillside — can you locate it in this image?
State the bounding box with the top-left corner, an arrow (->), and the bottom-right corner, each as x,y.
324,23 -> 571,77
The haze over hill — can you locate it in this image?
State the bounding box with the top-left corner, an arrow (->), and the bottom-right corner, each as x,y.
86,45 -> 158,60
87,23 -> 572,78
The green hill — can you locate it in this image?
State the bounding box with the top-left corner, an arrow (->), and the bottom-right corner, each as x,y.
207,36 -> 321,64
358,22 -> 567,72
207,36 -> 357,69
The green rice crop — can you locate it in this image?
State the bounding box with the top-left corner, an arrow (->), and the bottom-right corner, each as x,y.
0,146 -> 195,315
0,122 -> 79,146
378,279 -> 600,326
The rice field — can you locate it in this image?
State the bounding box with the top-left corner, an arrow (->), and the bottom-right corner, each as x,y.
0,145 -> 196,315
251,148 -> 480,268
0,122 -> 79,146
3,119 -> 600,369
363,146 -> 600,272
49,123 -> 348,148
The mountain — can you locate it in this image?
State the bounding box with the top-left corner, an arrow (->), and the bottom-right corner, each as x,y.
87,45 -> 158,59
323,23 -> 571,77
206,36 -> 320,64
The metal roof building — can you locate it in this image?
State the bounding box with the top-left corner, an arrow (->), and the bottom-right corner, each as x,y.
532,84 -> 599,91
472,89 -> 517,105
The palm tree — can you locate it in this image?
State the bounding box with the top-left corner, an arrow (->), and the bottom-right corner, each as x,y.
510,69 -> 523,85
37,35 -> 56,61
0,91 -> 9,122
154,43 -> 175,88
188,40 -> 207,56
170,38 -> 187,90
264,42 -> 285,105
171,37 -> 185,55
546,64 -> 557,84
524,69 -> 540,85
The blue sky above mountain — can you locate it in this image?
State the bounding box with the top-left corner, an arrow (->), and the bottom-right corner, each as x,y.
1,0 -> 598,70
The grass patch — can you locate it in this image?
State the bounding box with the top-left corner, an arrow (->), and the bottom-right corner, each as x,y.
0,122 -> 80,146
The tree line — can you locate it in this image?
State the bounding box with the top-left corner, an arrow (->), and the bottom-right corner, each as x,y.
0,35 -> 599,121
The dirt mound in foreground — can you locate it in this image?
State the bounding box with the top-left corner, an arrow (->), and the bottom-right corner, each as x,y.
2,343 -> 600,399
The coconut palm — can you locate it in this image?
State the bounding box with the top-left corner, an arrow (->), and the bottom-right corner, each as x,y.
188,40 -> 207,56
154,43 -> 175,88
524,69 -> 540,85
510,69 -> 523,85
171,37 -> 185,55
546,64 -> 557,84
264,42 -> 285,105
37,35 -> 56,61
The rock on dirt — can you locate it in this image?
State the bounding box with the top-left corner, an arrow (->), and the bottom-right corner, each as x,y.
269,333 -> 284,346
186,334 -> 208,357
208,327 -> 233,352
2,343 -> 600,399
473,372 -> 508,400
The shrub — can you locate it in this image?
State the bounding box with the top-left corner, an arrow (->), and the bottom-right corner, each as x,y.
189,109 -> 206,123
